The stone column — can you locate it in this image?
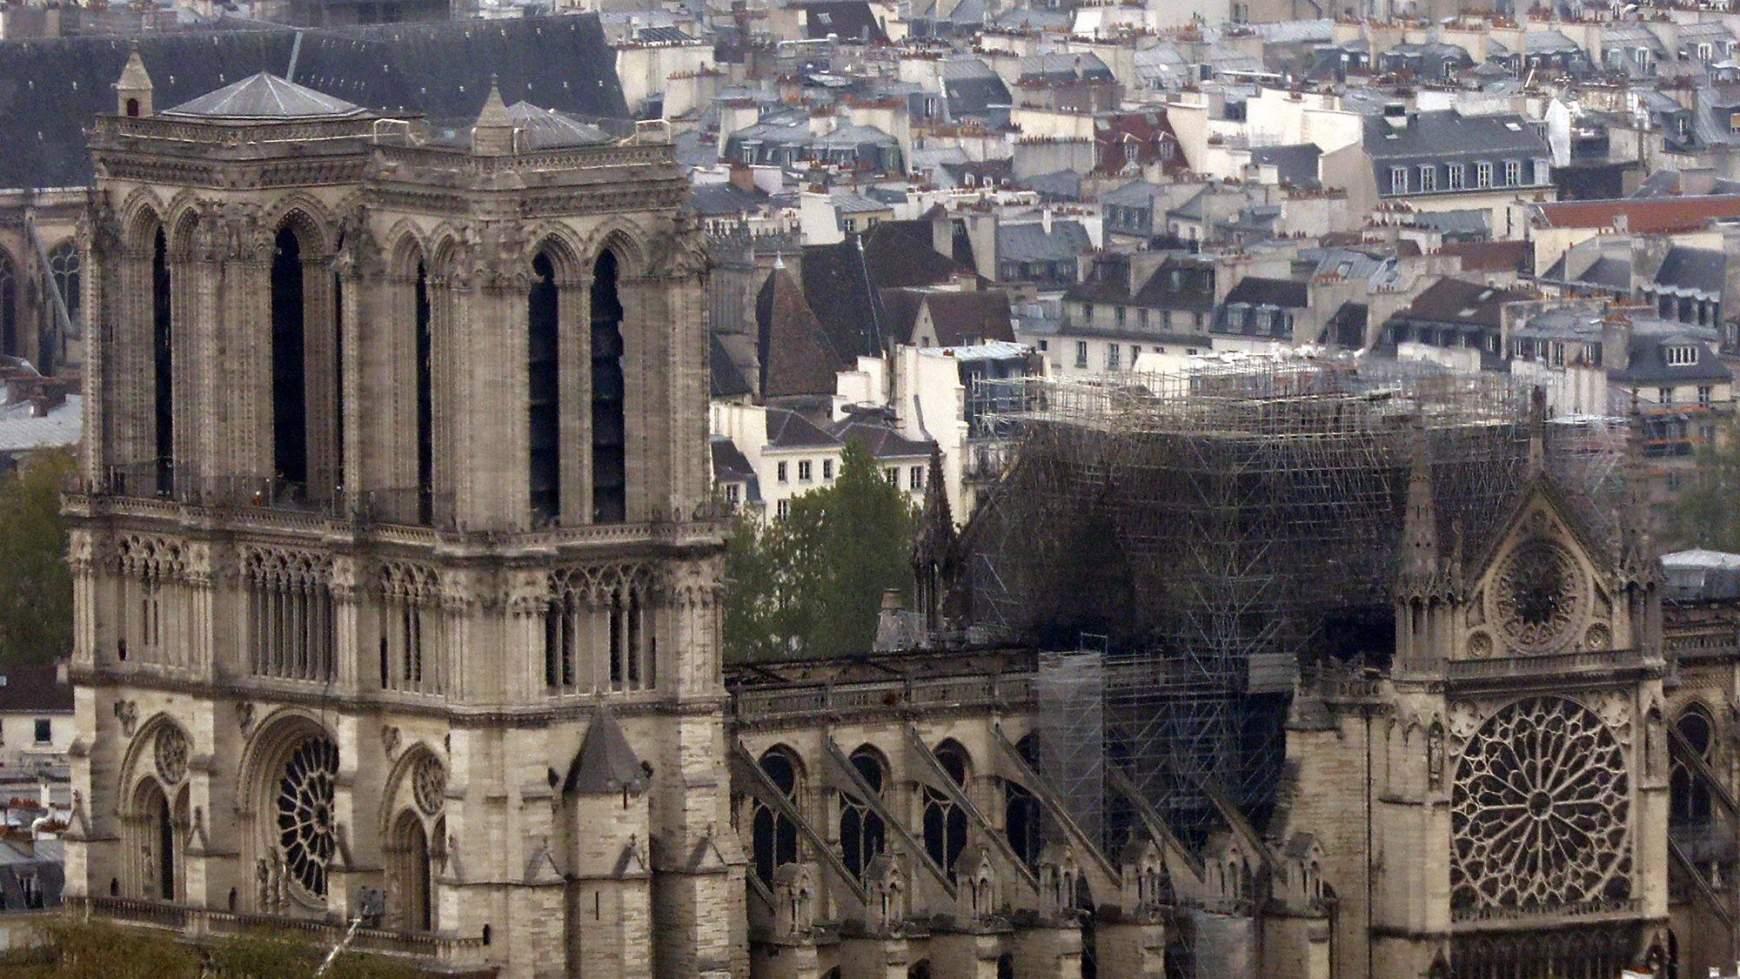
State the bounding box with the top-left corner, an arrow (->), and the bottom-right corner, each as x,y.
334,226 -> 381,502
559,272 -> 592,528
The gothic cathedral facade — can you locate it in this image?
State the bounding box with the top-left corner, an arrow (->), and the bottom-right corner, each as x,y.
63,56 -> 747,978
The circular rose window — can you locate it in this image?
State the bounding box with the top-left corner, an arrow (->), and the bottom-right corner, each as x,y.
1493,539 -> 1584,652
276,736 -> 339,899
1451,697 -> 1631,916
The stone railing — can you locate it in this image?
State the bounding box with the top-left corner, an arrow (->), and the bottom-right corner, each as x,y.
1451,897 -> 1642,927
72,896 -> 492,964
1444,648 -> 1645,683
1665,632 -> 1740,663
733,674 -> 1036,723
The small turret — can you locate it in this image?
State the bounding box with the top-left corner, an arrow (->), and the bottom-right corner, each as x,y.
115,47 -> 153,118
470,77 -> 516,156
1399,422 -> 1441,590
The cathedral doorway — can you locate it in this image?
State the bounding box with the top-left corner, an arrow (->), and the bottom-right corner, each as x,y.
389,810 -> 432,931
129,778 -> 178,901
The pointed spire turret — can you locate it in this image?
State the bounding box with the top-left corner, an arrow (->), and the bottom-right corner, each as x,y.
1525,384 -> 1548,479
1400,419 -> 1441,591
912,444 -> 956,634
471,75 -> 516,156
1619,391 -> 1657,575
116,46 -> 153,117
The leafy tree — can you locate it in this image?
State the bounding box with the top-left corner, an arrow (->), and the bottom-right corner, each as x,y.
724,439 -> 917,662
1667,414 -> 1740,552
0,449 -> 75,667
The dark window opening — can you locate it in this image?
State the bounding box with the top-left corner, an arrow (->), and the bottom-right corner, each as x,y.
332,266 -> 344,493
271,226 -> 309,491
156,791 -> 175,901
152,228 -> 173,496
590,251 -> 626,523
841,747 -> 887,879
414,262 -> 434,523
126,98 -> 141,117
529,251 -> 560,524
1005,780 -> 1043,872
1671,707 -> 1716,826
752,749 -> 801,886
925,741 -> 970,878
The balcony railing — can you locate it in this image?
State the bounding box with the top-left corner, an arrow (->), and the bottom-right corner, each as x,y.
1444,648 -> 1647,682
70,896 -> 491,964
733,674 -> 1036,722
1452,897 -> 1642,927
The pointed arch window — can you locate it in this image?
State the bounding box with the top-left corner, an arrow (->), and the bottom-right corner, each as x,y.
0,252 -> 15,359
414,261 -> 434,524
48,241 -> 80,335
271,226 -> 309,493
752,748 -> 803,887
924,741 -> 970,879
152,228 -> 173,496
529,251 -> 560,525
841,747 -> 888,880
590,251 -> 626,523
1671,705 -> 1716,826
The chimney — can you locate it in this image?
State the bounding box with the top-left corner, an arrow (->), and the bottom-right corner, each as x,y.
1601,310 -> 1632,373
729,162 -> 756,192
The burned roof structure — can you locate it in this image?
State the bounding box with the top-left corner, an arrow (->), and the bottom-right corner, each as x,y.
954,358 -> 1624,844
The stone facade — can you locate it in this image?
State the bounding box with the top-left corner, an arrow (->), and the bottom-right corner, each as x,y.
65,58 -> 744,978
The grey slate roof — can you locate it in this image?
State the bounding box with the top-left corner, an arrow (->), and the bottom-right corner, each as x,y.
1248,142 -> 1321,187
163,71 -> 366,120
503,101 -> 613,149
1653,246 -> 1726,294
564,706 -> 646,795
0,15 -> 628,190
1365,110 -> 1547,161
1222,276 -> 1309,308
1020,169 -> 1083,200
1412,209 -> 1490,238
996,220 -> 1091,263
1611,329 -> 1731,385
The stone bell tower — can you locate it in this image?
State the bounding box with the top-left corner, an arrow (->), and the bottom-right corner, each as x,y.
65,61 -> 745,978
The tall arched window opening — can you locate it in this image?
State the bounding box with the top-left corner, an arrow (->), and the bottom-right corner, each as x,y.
391,811 -> 433,931
49,241 -> 80,368
752,748 -> 802,887
1005,779 -> 1042,872
589,251 -> 626,523
332,261 -> 344,493
152,228 -> 173,496
924,741 -> 970,880
156,792 -> 176,900
1671,706 -> 1716,826
528,251 -> 560,524
271,226 -> 309,493
841,747 -> 887,880
414,262 -> 433,524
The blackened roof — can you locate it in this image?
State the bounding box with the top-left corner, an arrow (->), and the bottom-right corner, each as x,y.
0,15 -> 628,190
711,436 -> 756,483
942,71 -> 1011,119
800,221 -> 975,360
793,0 -> 889,43
767,408 -> 840,448
691,182 -> 772,217
916,291 -> 1016,346
829,419 -> 933,458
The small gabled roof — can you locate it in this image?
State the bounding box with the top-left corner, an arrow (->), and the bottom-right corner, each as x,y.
163,72 -> 366,121
563,706 -> 646,796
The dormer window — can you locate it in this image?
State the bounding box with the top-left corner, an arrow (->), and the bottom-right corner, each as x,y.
1666,344 -> 1699,366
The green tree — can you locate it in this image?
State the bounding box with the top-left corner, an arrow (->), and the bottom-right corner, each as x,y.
723,439 -> 917,662
1669,415 -> 1740,552
0,449 -> 75,667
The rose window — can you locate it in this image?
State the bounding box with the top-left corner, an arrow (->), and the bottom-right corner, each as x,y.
1494,539 -> 1583,652
1451,697 -> 1631,916
277,737 -> 340,899
412,756 -> 446,816
154,726 -> 189,785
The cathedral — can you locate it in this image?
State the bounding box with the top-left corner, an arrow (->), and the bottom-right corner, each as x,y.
62,54 -> 1735,979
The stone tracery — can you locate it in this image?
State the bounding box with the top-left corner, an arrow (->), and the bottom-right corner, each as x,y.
1450,696 -> 1631,917
276,735 -> 340,900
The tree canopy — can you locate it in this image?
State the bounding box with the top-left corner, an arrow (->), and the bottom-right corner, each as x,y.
0,449 -> 74,667
723,439 -> 918,663
1666,414 -> 1740,552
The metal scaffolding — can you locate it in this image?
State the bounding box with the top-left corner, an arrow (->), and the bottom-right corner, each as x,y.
965,356 -> 1625,853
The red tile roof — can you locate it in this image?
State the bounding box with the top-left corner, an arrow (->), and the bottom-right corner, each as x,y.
1533,195 -> 1740,234
1438,240 -> 1531,273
